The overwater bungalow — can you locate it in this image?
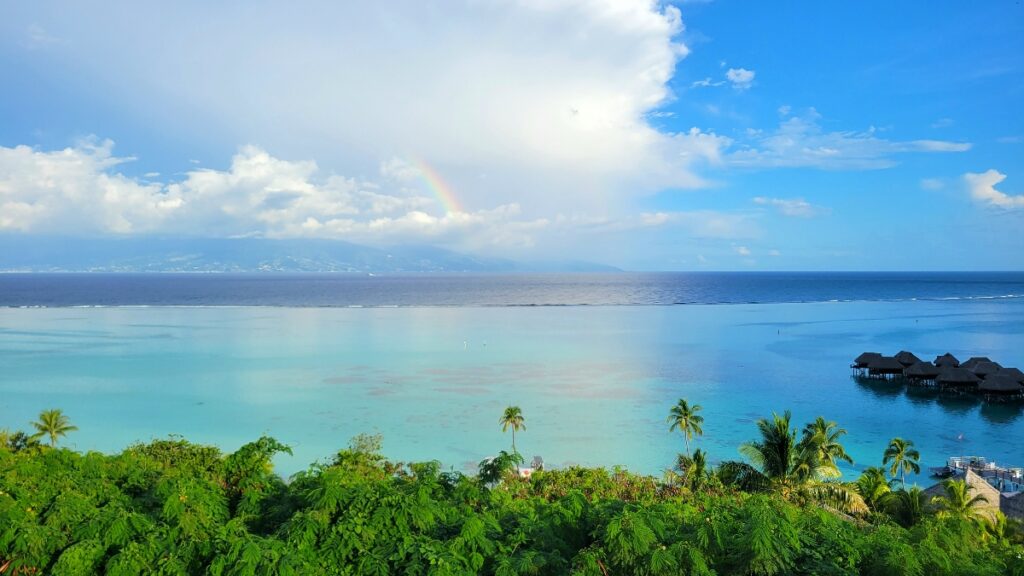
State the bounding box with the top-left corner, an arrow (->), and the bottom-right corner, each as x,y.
997,367 -> 1024,383
903,361 -> 940,383
894,350 -> 922,367
852,350 -> 1022,403
867,356 -> 904,379
970,361 -> 1002,379
961,356 -> 992,371
852,352 -> 882,368
978,374 -> 1024,401
936,366 -> 981,390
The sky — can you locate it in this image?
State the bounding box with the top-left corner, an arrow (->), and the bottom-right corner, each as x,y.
1,1 -> 1022,270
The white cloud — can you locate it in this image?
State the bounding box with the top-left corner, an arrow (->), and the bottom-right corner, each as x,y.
0,141 -> 545,247
690,77 -> 725,88
728,108 -> 971,169
632,210 -> 761,239
24,24 -> 66,49
920,178 -> 944,190
725,67 -> 755,90
964,169 -> 1024,209
734,245 -> 751,256
752,196 -> 828,218
8,1 -> 720,215
910,140 -> 971,152
768,249 -> 781,257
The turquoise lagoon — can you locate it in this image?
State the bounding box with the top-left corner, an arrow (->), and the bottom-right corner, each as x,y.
1,299 -> 1022,480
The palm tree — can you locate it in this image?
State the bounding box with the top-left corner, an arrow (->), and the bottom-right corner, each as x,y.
931,478 -> 989,522
739,411 -> 817,489
854,467 -> 891,511
884,486 -> 928,527
30,408 -> 78,447
675,448 -> 710,490
667,399 -> 704,456
499,406 -> 525,454
738,411 -> 867,514
802,417 -> 853,478
882,437 -> 920,489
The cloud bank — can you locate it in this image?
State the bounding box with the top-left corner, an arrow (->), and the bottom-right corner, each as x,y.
5,1 -> 727,216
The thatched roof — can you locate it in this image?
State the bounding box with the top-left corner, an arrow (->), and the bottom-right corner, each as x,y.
970,361 -> 1003,378
978,374 -> 1024,393
961,356 -> 992,371
996,367 -> 1024,383
853,352 -> 882,367
894,350 -> 922,366
904,361 -> 940,379
937,366 -> 981,385
868,356 -> 905,372
934,353 -> 960,367
923,470 -> 1001,520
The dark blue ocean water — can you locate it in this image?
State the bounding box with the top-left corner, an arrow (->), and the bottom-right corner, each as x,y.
2,271 -> 1023,307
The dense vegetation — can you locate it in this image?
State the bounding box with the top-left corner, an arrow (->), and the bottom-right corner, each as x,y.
1,405 -> 1022,575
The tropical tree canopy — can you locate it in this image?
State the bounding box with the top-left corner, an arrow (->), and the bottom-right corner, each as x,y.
1,407 -> 1020,575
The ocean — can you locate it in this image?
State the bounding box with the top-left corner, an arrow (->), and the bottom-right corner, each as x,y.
1,272 -> 1022,479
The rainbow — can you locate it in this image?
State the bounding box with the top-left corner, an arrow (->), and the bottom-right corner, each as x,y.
412,159 -> 464,215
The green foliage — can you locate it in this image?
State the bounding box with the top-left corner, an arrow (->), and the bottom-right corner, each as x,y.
1,416 -> 1020,575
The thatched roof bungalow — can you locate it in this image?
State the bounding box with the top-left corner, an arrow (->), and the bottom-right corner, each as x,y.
935,353 -> 960,368
978,374 -> 1024,395
961,357 -> 992,371
894,350 -> 922,367
904,361 -> 940,380
868,356 -> 905,376
997,367 -> 1024,383
937,366 -> 981,388
970,361 -> 1003,378
853,352 -> 882,368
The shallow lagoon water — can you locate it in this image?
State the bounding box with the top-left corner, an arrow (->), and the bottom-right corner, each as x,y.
1,298 -> 1023,481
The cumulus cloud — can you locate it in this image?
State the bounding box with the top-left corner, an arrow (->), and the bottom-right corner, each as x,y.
0,141 -> 548,247
964,169 -> 1024,208
725,67 -> 755,90
5,1 -> 720,214
752,196 -> 829,218
728,108 -> 971,169
734,245 -> 751,256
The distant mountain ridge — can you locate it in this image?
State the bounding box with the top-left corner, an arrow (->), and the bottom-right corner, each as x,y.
0,236 -> 619,273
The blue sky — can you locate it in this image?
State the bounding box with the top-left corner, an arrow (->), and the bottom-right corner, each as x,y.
1,1 -> 1022,270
